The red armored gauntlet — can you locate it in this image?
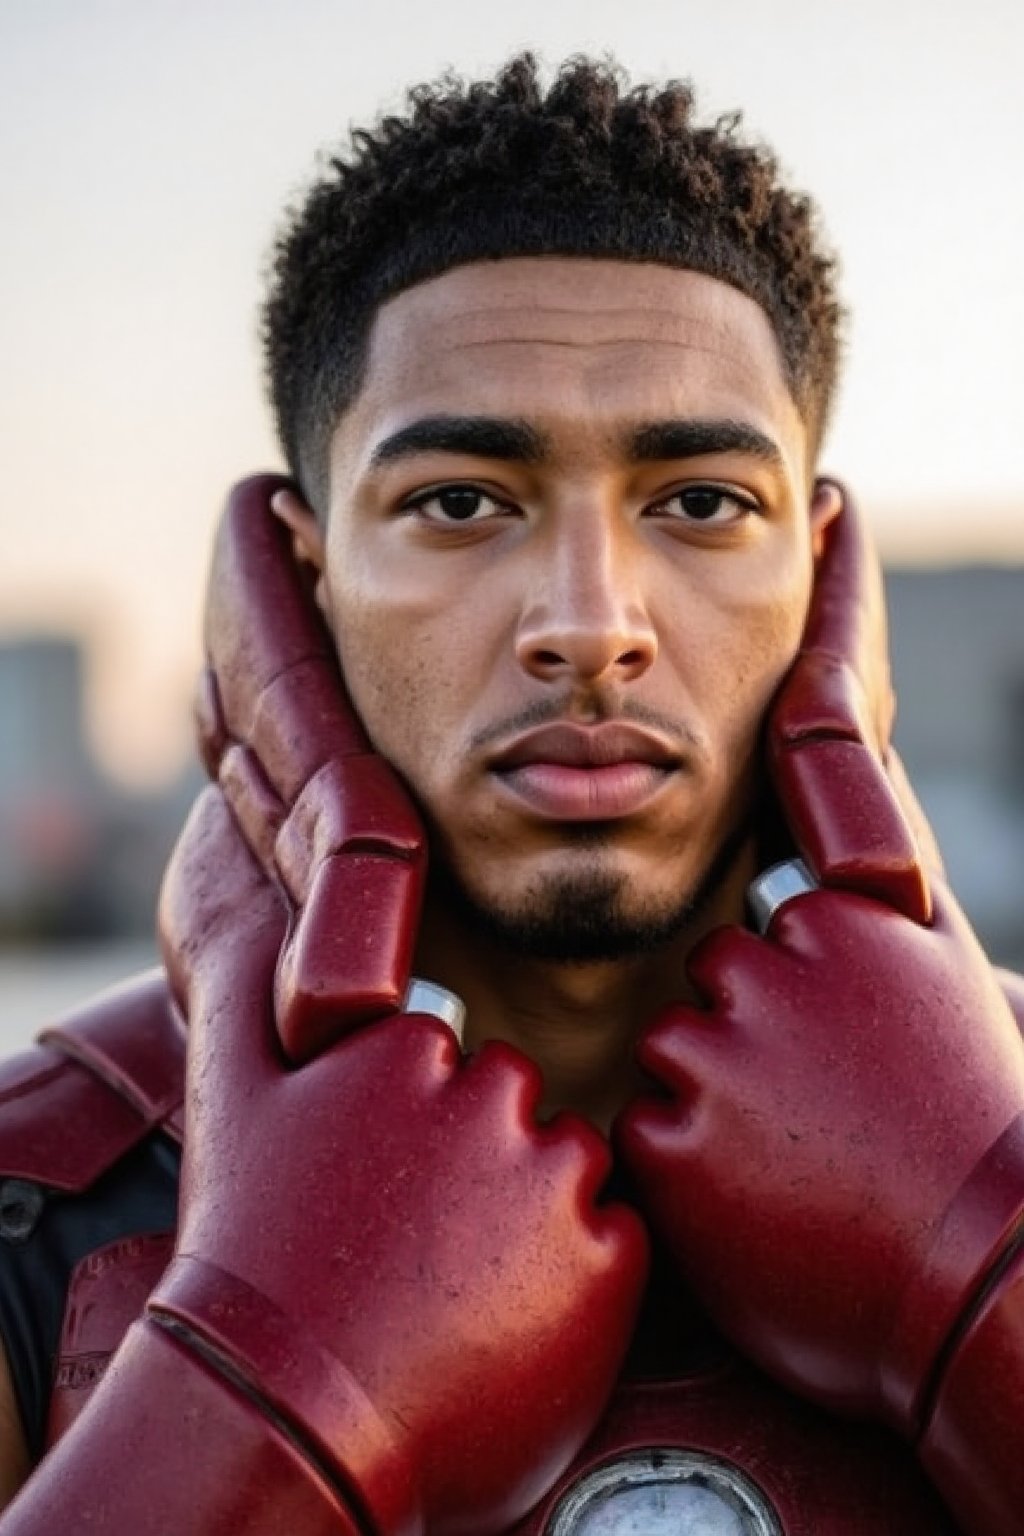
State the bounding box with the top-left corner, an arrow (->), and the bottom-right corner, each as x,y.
159,788 -> 646,1536
191,472 -> 427,1063
0,479 -> 647,1536
619,484 -> 1024,1536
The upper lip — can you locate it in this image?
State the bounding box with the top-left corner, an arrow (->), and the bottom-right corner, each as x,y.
488,723 -> 683,771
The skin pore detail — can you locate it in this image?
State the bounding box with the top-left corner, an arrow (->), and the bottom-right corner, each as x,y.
274,257 -> 840,1129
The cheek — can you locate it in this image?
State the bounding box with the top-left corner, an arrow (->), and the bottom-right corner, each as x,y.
328,588 -> 478,806
333,605 -> 430,767
323,522 -> 516,800
322,530 -> 439,783
671,542 -> 812,760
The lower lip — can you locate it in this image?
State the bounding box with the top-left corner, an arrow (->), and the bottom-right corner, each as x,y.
494,762 -> 674,820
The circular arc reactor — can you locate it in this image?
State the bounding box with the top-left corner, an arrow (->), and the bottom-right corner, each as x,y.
545,1449 -> 784,1536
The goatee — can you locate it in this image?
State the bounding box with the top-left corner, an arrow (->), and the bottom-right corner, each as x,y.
427,819 -> 751,965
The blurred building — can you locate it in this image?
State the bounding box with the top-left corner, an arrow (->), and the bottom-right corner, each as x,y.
887,567 -> 1024,969
0,636 -> 200,942
0,638 -> 101,934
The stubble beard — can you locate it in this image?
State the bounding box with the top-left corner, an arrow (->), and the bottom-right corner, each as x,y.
428,817 -> 752,965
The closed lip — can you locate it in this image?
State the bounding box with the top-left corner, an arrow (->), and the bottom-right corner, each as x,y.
487,722 -> 684,772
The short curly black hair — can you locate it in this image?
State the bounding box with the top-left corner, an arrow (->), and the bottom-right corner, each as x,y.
264,53 -> 842,513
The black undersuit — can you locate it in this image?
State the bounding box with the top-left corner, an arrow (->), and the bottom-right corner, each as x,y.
0,1135 -> 180,1459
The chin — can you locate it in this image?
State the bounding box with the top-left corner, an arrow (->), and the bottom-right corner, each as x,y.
431,844 -> 730,966
456,879 -> 698,964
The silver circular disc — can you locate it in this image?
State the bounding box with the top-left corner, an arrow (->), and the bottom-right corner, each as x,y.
546,1449 -> 783,1536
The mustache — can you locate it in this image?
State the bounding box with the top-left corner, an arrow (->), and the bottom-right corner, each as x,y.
467,695 -> 705,758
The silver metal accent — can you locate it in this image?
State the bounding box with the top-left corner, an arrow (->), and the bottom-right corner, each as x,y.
747,858 -> 818,935
0,1179 -> 46,1244
402,977 -> 467,1046
546,1449 -> 783,1536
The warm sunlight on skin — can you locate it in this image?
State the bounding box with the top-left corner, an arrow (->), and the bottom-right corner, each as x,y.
4,13 -> 1022,787
275,259 -> 839,1126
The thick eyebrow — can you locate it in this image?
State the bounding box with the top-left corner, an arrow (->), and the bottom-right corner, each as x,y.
629,419 -> 785,467
368,415 -> 548,467
367,413 -> 785,473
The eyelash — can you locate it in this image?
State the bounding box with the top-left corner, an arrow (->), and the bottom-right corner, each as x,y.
647,485 -> 761,524
400,481 -> 761,526
402,485 -> 514,524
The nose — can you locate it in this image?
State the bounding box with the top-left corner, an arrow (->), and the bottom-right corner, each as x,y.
514,515 -> 658,687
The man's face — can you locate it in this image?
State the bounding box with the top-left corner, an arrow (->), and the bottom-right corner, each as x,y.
316,258 -> 828,960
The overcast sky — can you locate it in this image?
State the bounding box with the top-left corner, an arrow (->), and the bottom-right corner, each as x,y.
1,0 -> 1021,783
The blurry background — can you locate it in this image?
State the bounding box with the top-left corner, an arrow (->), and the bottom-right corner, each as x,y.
2,0 -> 1022,1041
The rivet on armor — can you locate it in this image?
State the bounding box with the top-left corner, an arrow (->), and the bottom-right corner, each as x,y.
0,1179 -> 47,1244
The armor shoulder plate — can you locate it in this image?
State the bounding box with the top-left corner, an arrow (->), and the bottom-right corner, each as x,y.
0,970 -> 185,1194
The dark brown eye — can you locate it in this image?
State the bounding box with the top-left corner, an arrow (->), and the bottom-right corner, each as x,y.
678,488 -> 729,520
406,485 -> 510,524
650,485 -> 757,525
435,488 -> 487,520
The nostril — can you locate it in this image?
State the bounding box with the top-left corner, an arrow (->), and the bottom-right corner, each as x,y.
534,649 -> 565,668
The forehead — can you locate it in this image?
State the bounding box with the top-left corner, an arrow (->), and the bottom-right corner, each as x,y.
333,257 -> 805,468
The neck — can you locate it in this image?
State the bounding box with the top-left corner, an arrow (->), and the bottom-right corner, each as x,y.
413,842 -> 756,1132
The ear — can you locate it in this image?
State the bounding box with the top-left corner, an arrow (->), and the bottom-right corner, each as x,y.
270,488 -> 326,573
270,487 -> 334,622
809,477 -> 843,560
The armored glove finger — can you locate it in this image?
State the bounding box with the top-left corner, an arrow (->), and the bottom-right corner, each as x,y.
189,474 -> 427,1062
768,480 -> 932,921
